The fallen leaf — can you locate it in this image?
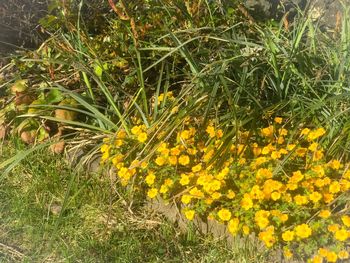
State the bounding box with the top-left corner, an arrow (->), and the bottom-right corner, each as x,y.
0,125 -> 7,139
20,130 -> 35,144
50,140 -> 65,154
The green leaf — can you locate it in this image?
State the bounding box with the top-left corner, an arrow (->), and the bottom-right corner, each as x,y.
46,89 -> 63,104
94,64 -> 103,78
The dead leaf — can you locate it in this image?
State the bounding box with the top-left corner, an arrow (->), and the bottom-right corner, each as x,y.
50,140 -> 65,154
0,125 -> 7,139
20,131 -> 35,144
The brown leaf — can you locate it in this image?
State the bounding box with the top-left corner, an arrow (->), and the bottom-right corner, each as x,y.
50,140 -> 65,154
15,92 -> 35,105
20,131 -> 35,144
0,125 -> 7,139
54,108 -> 77,121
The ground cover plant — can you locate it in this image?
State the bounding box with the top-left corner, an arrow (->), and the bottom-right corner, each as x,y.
1,0 -> 350,262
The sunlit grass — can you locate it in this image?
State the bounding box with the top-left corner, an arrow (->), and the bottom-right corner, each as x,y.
0,140 -> 272,262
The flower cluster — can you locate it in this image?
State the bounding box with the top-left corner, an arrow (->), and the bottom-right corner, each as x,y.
100,109 -> 350,262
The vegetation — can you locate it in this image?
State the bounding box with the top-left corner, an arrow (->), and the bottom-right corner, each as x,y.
1,0 -> 350,262
0,141 -> 268,262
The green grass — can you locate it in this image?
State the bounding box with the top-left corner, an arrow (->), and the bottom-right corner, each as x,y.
0,141 -> 270,262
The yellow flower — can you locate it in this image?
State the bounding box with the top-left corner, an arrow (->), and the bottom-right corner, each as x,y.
226,190 -> 236,199
326,251 -> 337,263
181,194 -> 192,204
211,192 -> 221,200
323,193 -> 334,204
308,142 -> 318,152
252,145 -> 262,157
216,129 -> 223,138
255,210 -> 270,229
228,218 -> 240,235
283,248 -> 293,259
184,210 -> 195,221
282,230 -> 294,242
340,179 -> 350,191
256,168 -> 273,179
313,150 -> 324,161
318,248 -> 329,257
328,159 -> 341,170
168,155 -> 178,165
318,210 -> 331,219
290,170 -> 304,183
294,224 -> 312,239
191,164 -> 202,173
295,147 -> 307,157
189,187 -> 204,198
300,128 -> 310,135
287,144 -> 296,151
287,183 -> 298,191
271,191 -> 281,201
242,225 -> 250,235
112,154 -> 123,166
271,151 -> 281,160
342,215 -> 350,227
206,125 -> 216,138
238,158 -> 246,165
328,224 -> 339,233
334,228 -> 348,241
116,129 -> 127,139
170,147 -> 181,156
157,142 -> 168,153
309,191 -> 322,203
114,139 -> 123,147
145,172 -> 156,186
159,184 -> 169,194
137,132 -> 147,143
277,137 -> 285,144
147,188 -> 158,199
294,195 -> 308,206
240,194 -> 253,210
164,179 -> 173,187
180,130 -> 190,140
140,161 -> 148,169
261,126 -> 274,137
157,93 -> 164,103
258,226 -> 275,248
307,127 -> 326,141
274,117 -> 283,124
155,156 -> 166,166
338,250 -> 349,259
312,165 -> 325,177
187,148 -> 197,155
131,125 -> 142,135
279,214 -> 288,222
205,198 -> 213,205
345,170 -> 350,179
329,181 -> 340,193
250,185 -> 264,200
311,255 -> 323,263
179,174 -> 190,186
170,106 -> 179,114
217,208 -> 231,221
178,155 -> 190,166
